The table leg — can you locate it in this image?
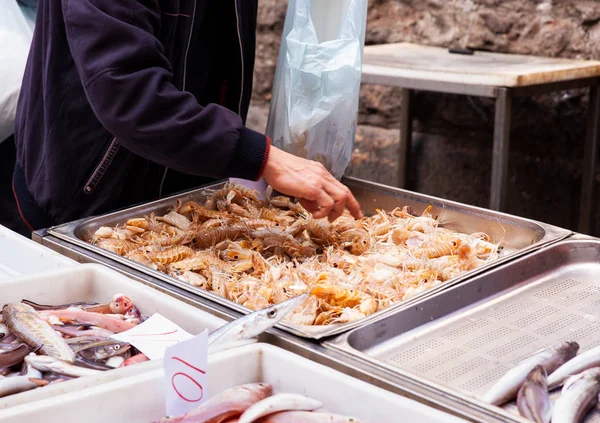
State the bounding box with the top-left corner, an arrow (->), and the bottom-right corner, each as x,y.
398,88 -> 413,189
490,88 -> 512,211
579,85 -> 600,234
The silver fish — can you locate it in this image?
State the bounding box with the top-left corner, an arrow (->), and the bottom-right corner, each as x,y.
482,341 -> 579,406
257,411 -> 364,423
154,383 -> 272,423
208,294 -> 309,346
516,365 -> 552,423
3,303 -> 74,363
0,344 -> 32,369
552,367 -> 600,423
0,364 -> 42,398
74,339 -> 131,361
238,393 -> 323,423
24,354 -> 102,378
548,345 -> 600,390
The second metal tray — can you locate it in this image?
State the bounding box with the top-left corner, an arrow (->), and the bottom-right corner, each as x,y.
324,236 -> 600,422
47,177 -> 570,340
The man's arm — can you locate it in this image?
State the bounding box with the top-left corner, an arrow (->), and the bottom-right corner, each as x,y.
62,0 -> 267,181
62,0 -> 363,221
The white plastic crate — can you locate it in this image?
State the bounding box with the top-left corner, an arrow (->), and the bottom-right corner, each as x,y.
0,225 -> 76,279
0,264 -> 226,409
0,343 -> 468,423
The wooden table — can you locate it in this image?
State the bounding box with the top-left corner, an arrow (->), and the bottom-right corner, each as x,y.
362,42 -> 600,234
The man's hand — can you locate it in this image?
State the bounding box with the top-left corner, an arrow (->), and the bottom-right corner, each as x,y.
261,146 -> 363,222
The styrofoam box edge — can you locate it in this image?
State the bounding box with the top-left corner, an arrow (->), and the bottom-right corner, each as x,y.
0,225 -> 76,279
0,263 -> 227,409
0,343 -> 468,423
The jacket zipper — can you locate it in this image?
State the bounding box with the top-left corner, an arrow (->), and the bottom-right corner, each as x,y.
159,0 -> 198,198
234,0 -> 245,116
161,1 -> 243,197
83,137 -> 120,194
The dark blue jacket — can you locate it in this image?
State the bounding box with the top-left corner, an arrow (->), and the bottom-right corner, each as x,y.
14,0 -> 269,225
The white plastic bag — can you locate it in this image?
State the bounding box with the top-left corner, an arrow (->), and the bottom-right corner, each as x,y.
266,0 -> 368,179
0,0 -> 36,143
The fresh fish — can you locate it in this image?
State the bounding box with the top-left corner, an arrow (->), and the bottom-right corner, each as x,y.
482,341 -> 579,406
0,363 -> 42,398
552,367 -> 600,423
516,365 -> 552,423
53,325 -> 115,338
548,345 -> 600,389
24,354 -> 102,378
3,303 -> 74,363
74,356 -> 114,371
0,344 -> 32,369
208,294 -> 309,346
254,411 -> 364,423
154,383 -> 272,423
42,372 -> 76,382
21,299 -> 103,312
109,294 -> 135,314
40,309 -> 136,333
238,393 -> 322,423
74,339 -> 131,361
65,336 -> 107,346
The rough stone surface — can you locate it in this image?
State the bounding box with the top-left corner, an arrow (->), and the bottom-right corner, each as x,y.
251,0 -> 600,236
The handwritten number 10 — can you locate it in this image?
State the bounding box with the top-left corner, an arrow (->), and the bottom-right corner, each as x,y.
171,356 -> 206,403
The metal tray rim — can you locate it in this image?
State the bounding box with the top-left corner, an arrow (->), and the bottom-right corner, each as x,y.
47,177 -> 572,340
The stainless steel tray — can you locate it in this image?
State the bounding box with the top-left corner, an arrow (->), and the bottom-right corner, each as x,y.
47,176 -> 570,340
324,236 -> 600,422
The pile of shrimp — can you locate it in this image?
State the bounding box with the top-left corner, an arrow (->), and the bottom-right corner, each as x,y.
88,183 -> 501,326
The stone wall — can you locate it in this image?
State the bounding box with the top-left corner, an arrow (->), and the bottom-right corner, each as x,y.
248,0 -> 600,235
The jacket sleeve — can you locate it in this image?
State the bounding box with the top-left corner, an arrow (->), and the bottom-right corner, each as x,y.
61,0 -> 268,181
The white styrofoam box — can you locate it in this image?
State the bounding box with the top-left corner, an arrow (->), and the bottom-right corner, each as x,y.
0,264 -> 226,409
0,343 -> 469,423
0,225 -> 76,279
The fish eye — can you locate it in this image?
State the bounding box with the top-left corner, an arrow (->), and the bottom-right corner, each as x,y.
267,309 -> 277,318
234,255 -> 239,260
114,345 -> 120,350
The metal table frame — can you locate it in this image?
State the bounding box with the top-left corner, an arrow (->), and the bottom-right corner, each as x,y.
361,71 -> 600,235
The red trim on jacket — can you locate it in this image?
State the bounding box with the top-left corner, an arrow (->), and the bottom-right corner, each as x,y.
12,176 -> 35,232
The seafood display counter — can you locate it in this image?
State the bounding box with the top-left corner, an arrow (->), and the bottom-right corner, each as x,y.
0,225 -> 75,279
0,343 -> 470,423
0,264 -> 226,409
325,236 -> 600,423
42,177 -> 570,340
28,177 -> 582,423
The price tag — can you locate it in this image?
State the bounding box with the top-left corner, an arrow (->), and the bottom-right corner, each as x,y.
110,313 -> 194,360
164,329 -> 209,417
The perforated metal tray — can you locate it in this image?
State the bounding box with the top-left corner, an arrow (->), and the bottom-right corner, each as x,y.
325,236 -> 600,423
47,177 -> 570,340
